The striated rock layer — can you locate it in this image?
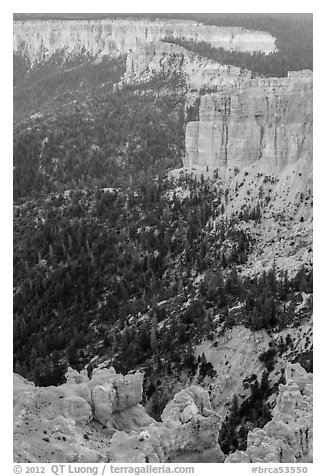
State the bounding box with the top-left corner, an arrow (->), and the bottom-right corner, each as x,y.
184,71 -> 313,178
225,363 -> 313,463
13,18 -> 275,64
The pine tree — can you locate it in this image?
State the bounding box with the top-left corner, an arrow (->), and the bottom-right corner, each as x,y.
238,421 -> 248,450
229,395 -> 240,425
67,338 -> 78,366
260,370 -> 270,395
150,317 -> 158,352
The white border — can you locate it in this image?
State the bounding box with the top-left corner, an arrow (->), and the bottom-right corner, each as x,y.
4,3 -> 322,474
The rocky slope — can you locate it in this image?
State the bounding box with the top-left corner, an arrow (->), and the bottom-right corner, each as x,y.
13,18 -> 275,64
13,362 -> 312,463
196,318 -> 312,414
124,41 -> 253,90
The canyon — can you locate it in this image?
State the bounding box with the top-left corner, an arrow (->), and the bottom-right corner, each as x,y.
13,15 -> 313,465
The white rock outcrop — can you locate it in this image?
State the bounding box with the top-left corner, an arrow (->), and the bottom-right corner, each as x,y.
13,370 -> 222,463
14,362 -> 312,463
13,367 -> 148,462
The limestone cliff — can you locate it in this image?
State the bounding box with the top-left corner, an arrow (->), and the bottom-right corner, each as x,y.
13,18 -> 275,64
225,363 -> 313,463
184,71 -> 313,178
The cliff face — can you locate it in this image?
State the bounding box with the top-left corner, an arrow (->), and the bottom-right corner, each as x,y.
13,18 -> 275,64
184,71 -> 313,177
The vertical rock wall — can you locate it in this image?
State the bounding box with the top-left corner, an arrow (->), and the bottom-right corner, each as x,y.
184,71 -> 313,176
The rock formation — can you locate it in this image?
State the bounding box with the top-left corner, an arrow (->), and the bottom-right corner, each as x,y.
109,385 -> 223,463
14,362 -> 312,463
225,363 -> 313,463
13,367 -> 149,462
13,18 -> 275,64
13,367 -> 222,463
